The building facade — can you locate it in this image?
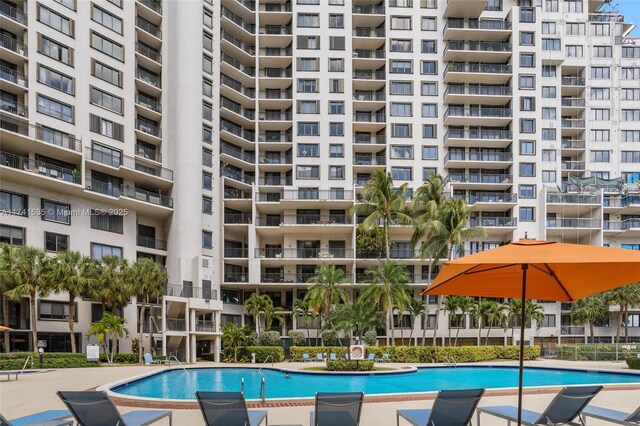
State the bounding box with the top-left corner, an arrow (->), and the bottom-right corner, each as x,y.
0,0 -> 639,361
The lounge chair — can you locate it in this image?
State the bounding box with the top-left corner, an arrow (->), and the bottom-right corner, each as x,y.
582,404 -> 640,425
143,353 -> 164,365
316,353 -> 324,361
303,353 -> 311,362
329,353 -> 337,361
367,353 -> 375,361
309,392 -> 364,426
397,388 -> 485,426
57,391 -> 172,426
0,410 -> 73,426
376,353 -> 390,363
477,385 -> 603,425
196,391 -> 267,426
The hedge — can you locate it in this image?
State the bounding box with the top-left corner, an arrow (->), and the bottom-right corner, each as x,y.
556,344 -> 637,361
290,345 -> 540,363
626,357 -> 640,369
100,353 -> 138,364
326,360 -> 374,371
217,346 -> 285,363
0,352 -> 99,370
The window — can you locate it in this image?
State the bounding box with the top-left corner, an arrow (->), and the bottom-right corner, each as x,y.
541,315 -> 556,327
542,149 -> 556,161
90,210 -> 123,233
203,172 -> 212,189
91,32 -> 124,61
38,65 -> 74,94
298,58 -> 318,71
329,144 -> 343,158
328,14 -> 343,28
297,13 -> 319,27
520,53 -> 534,68
542,107 -> 556,119
92,60 -> 121,87
39,301 -> 76,320
298,100 -> 318,114
202,102 -> 212,120
621,68 -> 640,80
202,231 -> 212,249
542,65 -> 557,77
297,35 -> 320,50
564,0 -> 583,12
542,170 -> 556,183
39,35 -> 73,65
202,148 -> 212,166
298,144 -> 318,157
519,75 -> 535,89
329,122 -> 344,136
621,89 -> 640,101
542,22 -> 556,35
297,165 -> 320,179
542,128 -> 556,141
37,95 -> 73,122
329,101 -> 344,115
566,45 -> 583,57
329,166 -> 344,179
622,110 -> 640,122
90,87 -> 123,114
486,0 -> 502,11
391,145 -> 413,159
520,140 -> 535,155
298,79 -> 317,93
593,45 -> 612,58
92,5 -> 122,34
0,225 -> 24,246
391,60 -> 412,74
421,40 -> 436,53
202,197 -> 212,214
520,119 -> 535,133
622,46 -> 640,58
423,167 -> 437,180
91,243 -> 122,260
622,131 -> 640,142
565,22 -> 584,35
591,129 -> 610,142
38,5 -> 73,36
519,184 -> 536,199
45,232 -> 69,252
390,81 -> 412,95
421,82 -> 437,96
591,150 -> 610,163
390,39 -> 412,53
520,31 -> 534,45
421,61 -> 437,75
90,114 -> 124,141
391,103 -> 412,117
542,86 -> 556,98
203,33 -> 212,51
329,79 -> 343,93
545,0 -> 559,12
203,55 -> 212,73
421,17 -> 436,31
41,200 -> 70,224
203,11 -> 212,28
392,167 -> 412,181
423,124 -> 436,139
298,122 -> 319,136
590,88 -> 610,100
422,146 -> 437,160
520,163 -> 535,177
328,58 -> 344,72
621,151 -> 640,163
329,36 -> 345,51
542,38 -> 561,51
421,104 -> 437,117
392,124 -> 411,138
591,108 -> 610,121
590,66 -> 610,80
391,16 -> 412,30
0,191 -> 27,216
520,207 -> 534,222
55,0 -> 75,10
521,97 -> 535,111
520,8 -> 535,22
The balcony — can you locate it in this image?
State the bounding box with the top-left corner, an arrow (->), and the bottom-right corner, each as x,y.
261,272 -> 314,284
224,213 -> 252,224
85,147 -> 173,181
136,68 -> 161,89
258,132 -> 292,143
0,151 -> 80,184
444,85 -> 511,107
256,214 -> 352,226
136,16 -> 161,39
122,186 -> 172,208
136,42 -> 162,64
561,77 -> 585,86
561,161 -> 585,171
137,235 -> 167,251
444,63 -> 512,84
0,33 -> 27,59
221,167 -> 255,185
256,248 -> 354,259
259,154 -> 292,165
546,218 -> 600,229
221,53 -> 256,78
258,68 -> 292,78
0,1 -> 27,26
224,247 -> 249,258
221,74 -> 256,100
354,133 -> 386,144
444,151 -> 512,168
221,7 -> 256,34
136,119 -> 161,138
353,91 -> 386,102
444,107 -> 512,126
257,176 -> 292,186
258,26 -> 292,35
138,0 -> 162,15
444,128 -> 511,148
445,173 -> 513,190
223,272 -> 248,283
259,47 -> 292,57
166,318 -> 186,331
463,192 -> 518,212
136,145 -> 161,163
135,93 -> 161,113
256,189 -> 354,202
561,119 -> 586,130
353,49 -> 385,59
546,193 -> 600,205
0,118 -> 81,152
221,144 -> 255,164
195,320 -> 217,333
0,96 -> 27,118
561,98 -> 586,108
220,120 -> 255,143
443,19 -> 512,41
353,27 -> 385,37
0,64 -> 27,89
258,90 -> 292,100
561,139 -> 585,150
354,155 -> 386,166
443,0 -> 486,18
444,41 -> 512,62
353,112 -> 386,123
166,284 -> 217,300
561,326 -> 585,335
224,187 -> 252,200
259,111 -> 292,121
221,97 -> 255,121
470,217 -> 518,228
221,30 -> 256,56
352,5 -> 385,14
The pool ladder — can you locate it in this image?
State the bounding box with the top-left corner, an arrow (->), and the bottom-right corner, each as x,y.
167,355 -> 186,372
444,356 -> 457,367
21,356 -> 33,374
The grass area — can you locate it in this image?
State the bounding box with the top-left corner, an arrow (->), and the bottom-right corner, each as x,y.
301,366 -> 395,372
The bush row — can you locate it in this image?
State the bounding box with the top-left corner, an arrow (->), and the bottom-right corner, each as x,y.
211,346 -> 286,363
0,352 -> 99,370
290,345 -> 540,363
556,344 -> 638,361
326,360 -> 374,371
626,357 -> 640,370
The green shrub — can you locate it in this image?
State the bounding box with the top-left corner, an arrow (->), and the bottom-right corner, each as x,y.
258,331 -> 281,346
626,356 -> 640,369
231,346 -> 284,363
321,331 -> 339,346
288,330 -> 306,347
201,353 -> 216,361
363,330 -> 377,347
100,353 -> 138,363
0,352 -> 99,370
290,346 -> 348,362
556,344 -> 636,361
326,360 -> 374,371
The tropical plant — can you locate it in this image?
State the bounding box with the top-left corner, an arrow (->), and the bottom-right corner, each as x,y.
127,258 -> 167,364
92,256 -> 131,312
442,296 -> 461,346
222,322 -> 249,362
454,297 -> 475,346
406,298 -> 425,345
305,264 -> 348,320
604,284 -> 640,343
292,298 -> 313,345
2,246 -> 52,351
571,295 -> 608,342
263,303 -> 284,331
87,312 -> 128,364
0,244 -> 19,353
48,250 -> 97,353
355,224 -> 388,259
350,168 -> 412,260
244,293 -> 271,335
363,330 -> 377,346
288,330 -> 306,346
483,301 -> 506,345
327,300 -> 382,344
360,261 -> 411,346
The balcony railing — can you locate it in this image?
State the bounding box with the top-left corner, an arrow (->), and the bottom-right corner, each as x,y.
0,65 -> 27,87
136,119 -> 161,137
136,145 -> 161,163
354,155 -> 386,166
123,185 -> 172,207
221,74 -> 255,98
444,151 -> 512,162
445,63 -> 512,75
221,144 -> 256,163
259,111 -> 292,121
445,173 -> 513,184
561,139 -> 585,149
353,112 -> 386,122
259,155 -> 292,164
221,8 -> 256,34
445,41 -> 512,53
623,218 -> 640,229
221,167 -> 255,184
445,107 -> 512,119
623,195 -> 640,207
224,213 -> 252,224
259,2 -> 292,12
0,33 -> 27,55
445,128 -> 512,141
166,318 -> 186,331
0,1 -> 27,25
220,120 -> 255,142
353,91 -> 386,101
139,0 -> 162,14
561,98 -> 586,107
221,97 -> 255,120
85,178 -> 121,198
195,320 -> 216,333
470,217 -> 517,227
0,119 -> 81,151
259,47 -> 292,57
353,49 -> 386,59
136,68 -> 161,88
603,220 -> 622,231
260,189 -> 354,201
224,272 -> 248,283
546,193 -> 600,204
463,192 -> 517,204
221,31 -> 256,55
235,0 -> 256,11
135,93 -> 161,113
561,161 -> 585,170
444,19 -> 511,31
261,272 -> 315,283
221,53 -> 256,77
258,68 -> 292,78
258,90 -> 292,100
224,247 -> 249,258
353,70 -> 386,80
546,218 -> 600,228
165,284 -> 217,300
137,235 -> 167,250
258,26 -> 292,35
85,147 -> 173,180
224,187 -> 252,199
257,176 -> 292,186
0,151 -> 80,184
353,27 -> 386,37
352,5 -> 385,14
136,16 -> 161,38
0,96 -> 27,118
256,214 -> 352,226
354,133 -> 386,144
136,42 -> 162,63
561,77 -> 585,86
256,248 -> 354,259
561,119 -> 586,129
445,85 -> 512,97
258,132 -> 292,143
561,326 -> 585,335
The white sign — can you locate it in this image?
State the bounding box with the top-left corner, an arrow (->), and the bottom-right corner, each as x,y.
36,340 -> 47,348
86,344 -> 100,361
350,345 -> 365,360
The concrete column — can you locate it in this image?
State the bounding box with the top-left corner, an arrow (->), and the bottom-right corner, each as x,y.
189,308 -> 196,363
215,336 -> 221,363
161,300 -> 167,356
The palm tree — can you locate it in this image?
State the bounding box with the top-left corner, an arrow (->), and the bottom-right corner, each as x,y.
406,298 -> 425,345
571,295 -> 608,342
360,261 -> 411,346
305,264 -> 348,320
484,301 -> 506,345
604,284 -> 640,343
93,256 -> 131,313
442,296 -> 461,346
327,301 -> 381,344
350,168 -> 412,260
222,322 -> 249,362
0,244 -> 19,352
293,298 -> 312,345
525,300 -> 545,331
469,299 -> 490,344
3,246 -> 52,351
127,258 -> 167,364
621,284 -> 640,342
264,302 -> 284,332
87,312 -> 128,363
454,297 -> 474,347
244,293 -> 271,334
48,251 -> 97,353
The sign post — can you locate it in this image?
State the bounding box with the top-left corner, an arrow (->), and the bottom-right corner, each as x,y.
350,345 -> 365,370
86,344 -> 100,362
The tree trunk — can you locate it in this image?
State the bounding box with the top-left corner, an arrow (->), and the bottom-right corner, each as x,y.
30,291 -> 37,352
454,325 -> 461,347
68,294 -> 76,353
624,305 -> 629,343
432,299 -> 441,346
589,322 -> 594,342
421,313 -> 427,346
3,295 -> 10,353
306,319 -> 311,346
448,319 -> 451,346
111,332 -> 117,362
616,311 -> 623,344
408,318 -> 415,345
485,321 -> 492,345
388,308 -> 394,346
384,220 -> 390,260
139,295 -> 146,364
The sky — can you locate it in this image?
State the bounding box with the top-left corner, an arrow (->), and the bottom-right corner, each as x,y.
616,0 -> 640,36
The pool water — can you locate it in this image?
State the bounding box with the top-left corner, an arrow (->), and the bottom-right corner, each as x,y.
111,366 -> 640,400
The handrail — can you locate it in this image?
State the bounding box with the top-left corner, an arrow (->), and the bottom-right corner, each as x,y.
241,377 -> 245,395
258,355 -> 273,374
260,376 -> 266,403
21,355 -> 33,373
167,355 -> 186,372
444,356 -> 457,367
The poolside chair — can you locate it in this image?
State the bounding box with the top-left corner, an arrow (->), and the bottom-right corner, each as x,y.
57,391 -> 172,426
376,353 -> 390,363
397,388 -> 484,426
196,391 -> 267,426
309,392 -> 364,426
329,353 -> 337,361
303,353 -> 311,362
0,410 -> 73,426
477,385 -> 603,425
367,353 -> 375,361
316,353 -> 324,361
582,404 -> 640,425
143,353 -> 164,365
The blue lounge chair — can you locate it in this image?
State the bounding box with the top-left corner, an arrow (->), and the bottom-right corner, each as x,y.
316,353 -> 324,361
329,353 -> 337,361
57,391 -> 172,426
303,353 -> 311,362
196,391 -> 267,426
0,410 -> 73,426
367,353 -> 375,361
376,353 -> 389,362
582,404 -> 640,425
477,385 -> 603,425
143,353 -> 164,365
310,392 -> 364,426
397,388 -> 484,426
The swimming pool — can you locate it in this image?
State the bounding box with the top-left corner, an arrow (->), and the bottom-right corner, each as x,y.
110,366 -> 640,401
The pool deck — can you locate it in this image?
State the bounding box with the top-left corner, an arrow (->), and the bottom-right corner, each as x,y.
1,359 -> 639,425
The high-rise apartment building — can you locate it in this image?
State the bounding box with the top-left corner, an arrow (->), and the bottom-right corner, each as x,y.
1,0 -> 638,361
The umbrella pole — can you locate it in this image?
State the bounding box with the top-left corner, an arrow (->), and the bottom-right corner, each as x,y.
517,264 -> 528,426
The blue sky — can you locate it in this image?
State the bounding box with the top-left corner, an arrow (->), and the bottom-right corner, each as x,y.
617,0 -> 640,36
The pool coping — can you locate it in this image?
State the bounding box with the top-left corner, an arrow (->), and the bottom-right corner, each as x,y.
100,364 -> 640,409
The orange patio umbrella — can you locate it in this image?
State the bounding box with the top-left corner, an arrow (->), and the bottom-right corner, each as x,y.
424,238 -> 640,425
0,325 -> 11,331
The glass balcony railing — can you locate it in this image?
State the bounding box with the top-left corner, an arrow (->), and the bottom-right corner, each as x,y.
546,193 -> 600,204
444,19 -> 511,31
0,1 -> 27,25
354,134 -> 386,144
221,167 -> 255,184
561,77 -> 586,86
221,144 -> 256,163
136,119 -> 161,137
445,63 -> 512,75
561,161 -> 585,170
139,0 -> 162,14
546,218 -> 600,228
221,74 -> 256,98
561,119 -> 586,129
220,120 -> 255,141
221,8 -> 256,34
354,155 -> 386,166
464,192 -> 517,204
221,31 -> 256,55
445,85 -> 512,97
221,53 -> 256,77
0,65 -> 27,87
0,151 -> 80,184
561,139 -> 585,149
256,247 -> 354,259
136,16 -> 161,38
445,41 -> 512,53
137,235 -> 167,250
258,132 -> 292,143
224,213 -> 252,224
444,151 -> 512,162
445,173 -> 513,184
445,129 -> 512,141
352,5 -> 385,14
166,284 -> 217,300
136,68 -> 161,88
136,42 -> 162,63
352,70 -> 386,80
0,96 -> 27,117
0,33 -> 27,55
445,107 -> 512,119
470,217 -> 518,227
561,98 -> 586,107
135,93 -> 161,113
352,27 -> 386,37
